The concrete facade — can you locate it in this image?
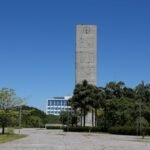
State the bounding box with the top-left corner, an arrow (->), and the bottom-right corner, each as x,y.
76,25 -> 97,85
76,25 -> 97,126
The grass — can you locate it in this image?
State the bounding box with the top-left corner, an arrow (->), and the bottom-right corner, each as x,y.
134,136 -> 150,143
0,134 -> 27,143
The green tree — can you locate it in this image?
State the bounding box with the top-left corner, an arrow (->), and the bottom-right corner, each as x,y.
123,87 -> 135,99
59,111 -> 78,126
90,86 -> 106,127
71,80 -> 93,127
0,88 -> 22,134
46,114 -> 60,124
135,81 -> 150,102
105,81 -> 125,99
59,111 -> 69,125
17,105 -> 47,128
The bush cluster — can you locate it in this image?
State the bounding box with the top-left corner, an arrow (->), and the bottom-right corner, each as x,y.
62,126 -> 150,136
6,128 -> 15,135
46,126 -> 62,129
63,126 -> 105,132
108,126 -> 150,135
108,126 -> 136,135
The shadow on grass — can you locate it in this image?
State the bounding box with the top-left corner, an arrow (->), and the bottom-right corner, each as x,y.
0,134 -> 27,144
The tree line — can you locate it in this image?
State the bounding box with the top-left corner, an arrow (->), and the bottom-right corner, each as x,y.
68,80 -> 150,132
1,81 -> 150,135
0,88 -> 60,134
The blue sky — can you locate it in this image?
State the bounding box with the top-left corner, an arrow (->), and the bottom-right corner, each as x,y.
0,0 -> 150,110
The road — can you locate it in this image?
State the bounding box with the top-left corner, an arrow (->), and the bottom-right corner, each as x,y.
0,128 -> 150,150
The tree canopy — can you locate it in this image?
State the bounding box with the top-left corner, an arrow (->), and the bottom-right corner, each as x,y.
69,80 -> 150,134
0,88 -> 23,134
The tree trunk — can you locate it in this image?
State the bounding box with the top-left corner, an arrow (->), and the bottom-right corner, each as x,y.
92,109 -> 94,127
104,108 -> 107,130
80,109 -> 82,127
95,109 -> 97,127
75,109 -> 77,127
104,106 -> 108,130
2,124 -> 5,134
83,109 -> 86,127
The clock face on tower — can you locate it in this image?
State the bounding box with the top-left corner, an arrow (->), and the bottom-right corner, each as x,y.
78,26 -> 94,48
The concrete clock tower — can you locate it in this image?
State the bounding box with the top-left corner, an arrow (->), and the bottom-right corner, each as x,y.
76,24 -> 97,126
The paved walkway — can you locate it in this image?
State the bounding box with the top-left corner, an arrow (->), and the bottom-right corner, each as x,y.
0,128 -> 150,150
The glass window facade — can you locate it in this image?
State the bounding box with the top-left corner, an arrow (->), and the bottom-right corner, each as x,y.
46,96 -> 71,115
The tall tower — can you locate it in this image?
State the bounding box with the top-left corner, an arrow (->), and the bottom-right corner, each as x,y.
76,25 -> 97,85
76,24 -> 97,126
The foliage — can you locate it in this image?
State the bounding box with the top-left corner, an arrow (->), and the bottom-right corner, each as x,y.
59,111 -> 69,125
70,80 -> 103,127
108,126 -> 150,135
0,88 -> 23,134
108,126 -> 137,135
1,104 -> 50,128
59,111 -> 79,126
17,105 -> 47,128
47,114 -> 60,124
104,98 -> 138,128
63,126 -> 106,132
6,128 -> 15,135
69,80 -> 150,135
46,126 -> 62,129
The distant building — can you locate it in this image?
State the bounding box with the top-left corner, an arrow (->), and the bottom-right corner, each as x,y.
46,96 -> 71,115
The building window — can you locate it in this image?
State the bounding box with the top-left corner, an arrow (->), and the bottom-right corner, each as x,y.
55,101 -> 57,106
51,101 -> 54,105
58,101 -> 61,106
48,100 -> 50,106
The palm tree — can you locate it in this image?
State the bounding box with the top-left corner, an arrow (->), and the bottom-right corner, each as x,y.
91,87 -> 106,127
71,80 -> 93,127
105,81 -> 125,99
135,81 -> 150,102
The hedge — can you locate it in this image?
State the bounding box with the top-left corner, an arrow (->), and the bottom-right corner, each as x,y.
108,126 -> 150,135
46,126 -> 63,129
62,126 -> 150,135
63,127 -> 106,132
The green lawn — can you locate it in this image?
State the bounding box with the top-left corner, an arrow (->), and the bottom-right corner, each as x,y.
0,134 -> 27,143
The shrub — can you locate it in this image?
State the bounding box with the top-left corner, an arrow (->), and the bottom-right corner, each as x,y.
6,128 -> 15,135
46,126 -> 62,129
39,125 -> 45,128
142,127 -> 150,136
63,126 -> 106,132
108,126 -> 150,135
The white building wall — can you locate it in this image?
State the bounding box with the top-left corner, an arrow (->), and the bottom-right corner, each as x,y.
46,96 -> 71,115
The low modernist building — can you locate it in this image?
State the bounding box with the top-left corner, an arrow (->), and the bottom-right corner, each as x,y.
46,96 -> 71,115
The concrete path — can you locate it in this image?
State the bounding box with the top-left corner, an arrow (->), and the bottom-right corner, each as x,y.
0,128 -> 150,150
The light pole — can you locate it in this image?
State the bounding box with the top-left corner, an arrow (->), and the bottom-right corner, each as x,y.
67,101 -> 69,132
19,105 -> 22,134
139,99 -> 142,136
136,119 -> 139,136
